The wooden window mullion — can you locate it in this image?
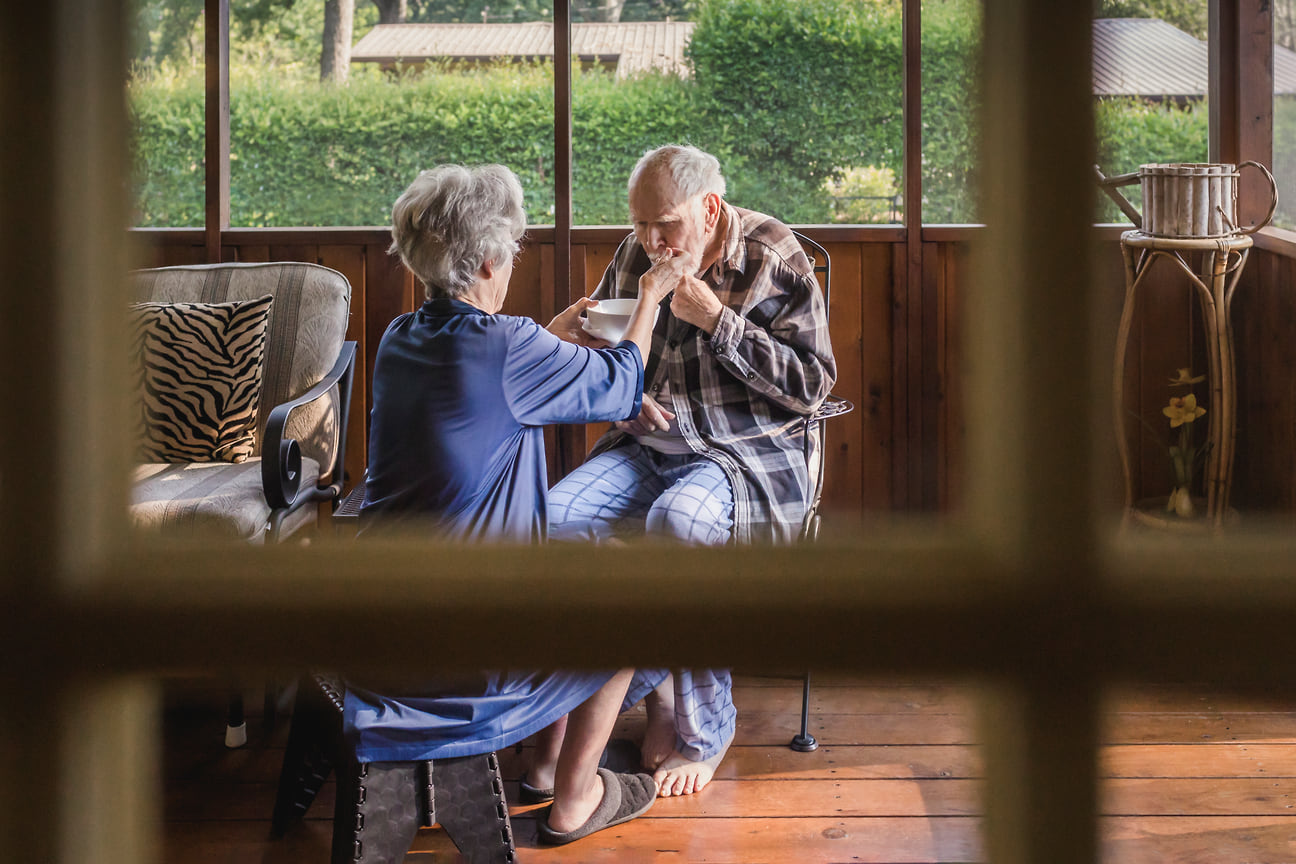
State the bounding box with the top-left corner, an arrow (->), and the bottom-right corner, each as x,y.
205,0 -> 229,262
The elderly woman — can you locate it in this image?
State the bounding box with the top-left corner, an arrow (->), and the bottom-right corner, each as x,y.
361,162 -> 671,540
344,164 -> 678,849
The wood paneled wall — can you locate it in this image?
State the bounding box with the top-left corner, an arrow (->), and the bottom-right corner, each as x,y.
128,226 -> 1296,525
1235,236 -> 1296,515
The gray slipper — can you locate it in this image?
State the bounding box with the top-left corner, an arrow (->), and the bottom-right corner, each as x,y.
518,775 -> 554,805
537,768 -> 656,845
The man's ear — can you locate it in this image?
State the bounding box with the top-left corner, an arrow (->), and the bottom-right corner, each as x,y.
703,192 -> 722,230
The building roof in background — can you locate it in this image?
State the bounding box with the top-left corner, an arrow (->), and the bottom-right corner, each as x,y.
1093,17 -> 1296,97
354,18 -> 1296,94
351,21 -> 696,78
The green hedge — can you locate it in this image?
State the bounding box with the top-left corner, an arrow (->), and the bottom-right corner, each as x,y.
1094,96 -> 1209,223
1274,95 -> 1296,230
684,0 -> 903,222
129,0 -> 1208,229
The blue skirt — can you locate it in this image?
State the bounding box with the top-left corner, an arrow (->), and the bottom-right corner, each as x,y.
344,670 -> 613,763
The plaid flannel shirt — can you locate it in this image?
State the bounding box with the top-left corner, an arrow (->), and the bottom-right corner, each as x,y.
587,203 -> 837,543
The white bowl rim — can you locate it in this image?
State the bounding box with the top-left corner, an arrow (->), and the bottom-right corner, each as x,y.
587,297 -> 641,317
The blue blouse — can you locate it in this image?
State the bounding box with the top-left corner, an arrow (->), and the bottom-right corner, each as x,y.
346,297 -> 643,762
360,297 -> 643,543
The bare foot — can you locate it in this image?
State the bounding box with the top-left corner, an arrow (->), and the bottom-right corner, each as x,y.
653,738 -> 732,797
641,675 -> 676,771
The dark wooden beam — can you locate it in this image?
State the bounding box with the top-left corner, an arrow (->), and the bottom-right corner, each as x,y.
554,0 -> 572,300
896,0 -> 924,508
0,1 -> 59,589
1238,0 -> 1276,231
1210,0 -> 1241,164
205,0 -> 230,262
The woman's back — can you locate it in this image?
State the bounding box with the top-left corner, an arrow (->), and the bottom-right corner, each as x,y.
361,297 -> 643,542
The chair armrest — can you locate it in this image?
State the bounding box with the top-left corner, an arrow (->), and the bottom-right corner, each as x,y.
262,342 -> 357,511
811,395 -> 855,423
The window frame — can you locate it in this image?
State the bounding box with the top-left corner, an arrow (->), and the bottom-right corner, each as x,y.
7,3 -> 1296,864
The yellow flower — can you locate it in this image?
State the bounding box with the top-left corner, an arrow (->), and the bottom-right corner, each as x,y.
1168,367 -> 1206,387
1163,394 -> 1206,427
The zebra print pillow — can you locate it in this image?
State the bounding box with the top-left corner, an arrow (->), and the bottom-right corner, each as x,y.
130,295 -> 274,463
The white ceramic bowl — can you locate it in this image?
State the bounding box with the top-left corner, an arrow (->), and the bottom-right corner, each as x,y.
582,298 -> 657,343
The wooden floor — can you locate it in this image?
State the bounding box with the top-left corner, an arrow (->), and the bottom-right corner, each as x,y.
164,674 -> 1296,863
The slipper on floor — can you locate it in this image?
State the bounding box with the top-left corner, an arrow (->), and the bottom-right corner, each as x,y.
518,775 -> 554,805
537,768 -> 656,846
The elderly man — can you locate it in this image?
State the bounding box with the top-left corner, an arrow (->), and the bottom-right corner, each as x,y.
549,145 -> 837,796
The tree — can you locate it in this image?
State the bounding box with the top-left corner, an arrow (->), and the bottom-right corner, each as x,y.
573,0 -> 626,22
1095,0 -> 1207,40
371,0 -> 408,23
620,0 -> 698,21
321,0 -> 354,82
130,0 -> 307,72
405,0 -> 550,22
1277,0 -> 1296,51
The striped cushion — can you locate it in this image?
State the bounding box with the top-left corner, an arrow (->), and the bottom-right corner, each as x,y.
131,295 -> 274,463
130,459 -> 320,542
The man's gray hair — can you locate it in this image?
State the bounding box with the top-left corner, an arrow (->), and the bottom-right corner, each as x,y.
389,163 -> 526,300
629,144 -> 726,202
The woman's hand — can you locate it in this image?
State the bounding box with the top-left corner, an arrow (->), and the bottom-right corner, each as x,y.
546,297 -> 611,347
615,393 -> 674,435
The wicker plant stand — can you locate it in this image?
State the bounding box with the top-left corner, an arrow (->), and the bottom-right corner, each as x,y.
1114,230 -> 1253,530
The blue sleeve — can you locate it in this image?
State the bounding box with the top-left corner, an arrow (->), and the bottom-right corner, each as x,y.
502,318 -> 644,426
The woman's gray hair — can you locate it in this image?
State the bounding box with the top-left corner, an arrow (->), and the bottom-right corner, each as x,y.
629,144 -> 726,202
389,163 -> 527,300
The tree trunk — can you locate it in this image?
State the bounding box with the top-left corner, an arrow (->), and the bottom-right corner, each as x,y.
371,0 -> 407,24
321,0 -> 355,84
1277,0 -> 1296,51
573,0 -> 625,23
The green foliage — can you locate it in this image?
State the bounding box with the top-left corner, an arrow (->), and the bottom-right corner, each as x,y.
685,0 -> 903,222
130,0 -> 1208,229
823,165 -> 899,223
1094,96 -> 1208,222
572,71 -> 702,223
1274,95 -> 1296,230
230,63 -> 560,226
406,0 -> 552,23
125,0 -> 979,227
1095,0 -> 1207,40
920,0 -> 980,222
130,0 -> 313,73
620,0 -> 699,22
129,72 -> 206,226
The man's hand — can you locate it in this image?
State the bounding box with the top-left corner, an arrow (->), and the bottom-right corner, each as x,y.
546,297 -> 611,347
670,273 -> 724,334
615,393 -> 674,436
639,248 -> 694,305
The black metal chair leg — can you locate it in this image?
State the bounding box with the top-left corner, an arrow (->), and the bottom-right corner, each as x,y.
790,671 -> 818,752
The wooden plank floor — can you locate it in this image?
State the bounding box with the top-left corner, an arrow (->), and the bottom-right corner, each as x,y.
163,675 -> 1296,863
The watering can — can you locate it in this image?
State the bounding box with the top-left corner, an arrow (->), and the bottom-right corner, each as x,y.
1095,162 -> 1278,239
